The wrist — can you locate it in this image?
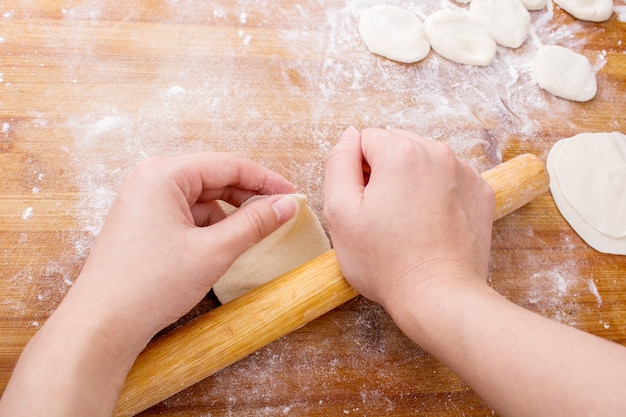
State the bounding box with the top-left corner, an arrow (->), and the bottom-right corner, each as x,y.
382,268 -> 491,351
62,274 -> 157,356
0,286 -> 150,416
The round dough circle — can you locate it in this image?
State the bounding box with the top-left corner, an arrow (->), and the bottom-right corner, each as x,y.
424,10 -> 497,67
213,194 -> 331,304
532,45 -> 597,102
358,4 -> 430,64
547,132 -> 626,255
469,0 -> 531,48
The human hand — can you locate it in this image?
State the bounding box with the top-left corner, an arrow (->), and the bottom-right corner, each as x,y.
76,152 -> 297,341
0,152 -> 298,417
324,127 -> 495,309
324,128 -> 626,417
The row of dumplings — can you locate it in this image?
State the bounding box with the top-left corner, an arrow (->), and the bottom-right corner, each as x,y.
358,0 -> 614,101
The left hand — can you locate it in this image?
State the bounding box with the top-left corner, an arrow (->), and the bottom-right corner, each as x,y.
77,152 -> 297,340
0,152 -> 298,417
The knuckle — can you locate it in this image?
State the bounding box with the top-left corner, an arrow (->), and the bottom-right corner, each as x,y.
433,140 -> 456,161
324,143 -> 346,167
323,196 -> 340,225
130,156 -> 171,181
244,205 -> 272,243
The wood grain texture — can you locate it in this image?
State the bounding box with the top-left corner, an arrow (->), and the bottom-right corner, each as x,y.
1,1 -> 625,416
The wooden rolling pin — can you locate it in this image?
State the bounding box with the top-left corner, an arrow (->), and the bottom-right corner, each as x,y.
114,153 -> 549,416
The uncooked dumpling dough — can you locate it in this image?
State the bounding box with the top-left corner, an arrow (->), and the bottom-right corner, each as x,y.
553,0 -> 614,22
547,132 -> 626,255
358,4 -> 430,64
213,194 -> 331,304
532,45 -> 597,102
424,10 -> 497,67
469,0 -> 531,48
520,0 -> 548,11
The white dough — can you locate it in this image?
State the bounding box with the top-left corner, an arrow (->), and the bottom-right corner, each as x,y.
469,0 -> 531,48
424,10 -> 497,66
553,0 -> 614,22
531,45 -> 597,102
520,0 -> 548,10
547,132 -> 626,255
358,4 -> 430,64
213,194 -> 331,304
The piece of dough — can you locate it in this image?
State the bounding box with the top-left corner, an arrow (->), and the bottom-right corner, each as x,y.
213,194 -> 331,304
424,10 -> 497,67
358,4 -> 430,64
547,132 -> 626,255
553,0 -> 614,22
531,45 -> 597,102
520,0 -> 548,11
469,0 -> 531,48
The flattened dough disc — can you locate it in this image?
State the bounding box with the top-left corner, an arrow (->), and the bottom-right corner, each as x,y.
547,132 -> 626,255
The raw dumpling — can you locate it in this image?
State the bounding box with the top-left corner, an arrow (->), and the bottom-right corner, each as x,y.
469,0 -> 531,48
520,0 -> 548,10
213,194 -> 331,304
424,10 -> 497,66
532,45 -> 597,102
358,4 -> 430,64
553,0 -> 614,22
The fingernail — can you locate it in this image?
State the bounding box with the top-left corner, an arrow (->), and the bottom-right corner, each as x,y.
272,195 -> 298,223
339,126 -> 358,142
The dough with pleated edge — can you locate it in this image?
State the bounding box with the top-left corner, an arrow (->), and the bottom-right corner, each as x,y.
358,4 -> 430,64
213,194 -> 331,304
532,45 -> 597,102
424,10 -> 496,66
547,132 -> 626,255
553,0 -> 614,22
469,0 -> 531,48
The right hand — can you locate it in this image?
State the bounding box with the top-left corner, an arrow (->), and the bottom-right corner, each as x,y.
323,127 -> 495,309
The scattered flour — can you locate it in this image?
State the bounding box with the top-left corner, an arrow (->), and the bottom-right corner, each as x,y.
588,278 -> 603,306
527,262 -> 584,325
21,207 -> 34,221
2,0 -> 622,414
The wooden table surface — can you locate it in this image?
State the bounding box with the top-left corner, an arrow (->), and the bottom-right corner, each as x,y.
1,1 -> 625,415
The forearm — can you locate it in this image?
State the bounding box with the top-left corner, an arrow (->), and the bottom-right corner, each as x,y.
388,278 -> 626,417
0,281 -> 151,417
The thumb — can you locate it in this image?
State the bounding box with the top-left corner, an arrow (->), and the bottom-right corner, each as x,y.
205,194 -> 298,261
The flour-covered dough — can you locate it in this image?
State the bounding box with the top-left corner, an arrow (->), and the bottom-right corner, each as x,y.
213,194 -> 331,304
553,0 -> 614,22
520,0 -> 548,10
358,4 -> 430,64
532,45 -> 597,102
547,132 -> 626,255
424,10 -> 496,66
469,0 -> 531,48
